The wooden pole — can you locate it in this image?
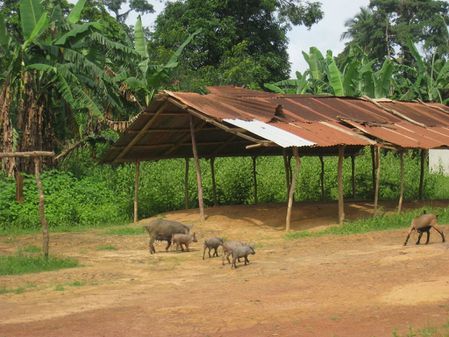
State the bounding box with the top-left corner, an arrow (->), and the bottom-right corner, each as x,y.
189,114 -> 205,222
15,170 -> 24,203
351,155 -> 356,199
34,157 -> 49,259
210,157 -> 217,206
419,149 -> 427,200
184,158 -> 190,209
374,146 -> 381,213
283,150 -> 290,199
397,151 -> 404,214
371,146 -> 376,198
286,147 -> 301,231
338,146 -> 345,225
133,161 -> 140,224
252,156 -> 258,204
319,156 -> 325,200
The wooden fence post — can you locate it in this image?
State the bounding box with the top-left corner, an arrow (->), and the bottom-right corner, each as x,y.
34,157 -> 49,259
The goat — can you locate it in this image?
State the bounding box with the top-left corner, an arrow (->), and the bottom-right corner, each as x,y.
202,237 -> 224,259
171,232 -> 197,252
403,213 -> 445,246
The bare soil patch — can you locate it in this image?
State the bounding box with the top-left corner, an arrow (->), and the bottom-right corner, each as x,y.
1,200 -> 449,337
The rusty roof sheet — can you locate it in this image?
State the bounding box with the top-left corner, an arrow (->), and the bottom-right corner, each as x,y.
103,87 -> 449,163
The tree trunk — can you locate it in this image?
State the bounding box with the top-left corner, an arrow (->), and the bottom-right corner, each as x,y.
34,158 -> 49,259
0,84 -> 15,175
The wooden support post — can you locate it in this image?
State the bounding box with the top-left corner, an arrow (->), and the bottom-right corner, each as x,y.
210,157 -> 217,206
33,158 -> 49,259
286,147 -> 301,231
338,146 -> 345,225
419,149 -> 427,200
351,155 -> 356,199
133,161 -> 140,224
15,170 -> 24,203
252,156 -> 258,204
374,146 -> 381,213
283,150 -> 290,199
184,158 -> 190,209
319,156 -> 325,200
189,114 -> 205,222
371,146 -> 376,198
397,151 -> 404,214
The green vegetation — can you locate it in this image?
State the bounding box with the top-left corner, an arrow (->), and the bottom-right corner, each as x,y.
0,254 -> 79,275
392,320 -> 449,337
1,148 -> 449,235
285,206 -> 449,240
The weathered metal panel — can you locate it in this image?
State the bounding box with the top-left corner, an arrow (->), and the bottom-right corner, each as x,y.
224,119 -> 316,147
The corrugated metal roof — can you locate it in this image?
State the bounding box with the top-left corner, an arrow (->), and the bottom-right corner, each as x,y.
224,119 -> 316,147
103,87 -> 449,163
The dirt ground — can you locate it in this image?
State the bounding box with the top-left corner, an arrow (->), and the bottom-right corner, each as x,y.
1,200 -> 449,337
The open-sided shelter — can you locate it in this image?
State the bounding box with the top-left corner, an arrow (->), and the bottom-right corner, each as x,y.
103,87 -> 449,229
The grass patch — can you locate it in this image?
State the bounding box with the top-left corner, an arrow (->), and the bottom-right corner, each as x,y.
285,207 -> 449,240
0,254 -> 79,275
105,227 -> 144,236
392,322 -> 449,337
96,245 -> 118,251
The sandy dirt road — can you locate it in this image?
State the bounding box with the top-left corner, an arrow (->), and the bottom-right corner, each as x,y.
1,201 -> 449,337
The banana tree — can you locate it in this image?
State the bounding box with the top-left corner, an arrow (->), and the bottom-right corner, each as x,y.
0,0 -> 134,173
124,16 -> 201,108
402,40 -> 449,103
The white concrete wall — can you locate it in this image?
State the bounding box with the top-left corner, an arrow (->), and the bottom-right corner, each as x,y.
429,149 -> 449,175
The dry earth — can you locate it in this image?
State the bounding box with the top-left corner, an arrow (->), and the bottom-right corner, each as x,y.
1,200 -> 449,337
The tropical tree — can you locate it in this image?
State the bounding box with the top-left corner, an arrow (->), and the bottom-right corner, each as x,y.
264,46 -> 395,99
342,0 -> 449,62
0,0 -> 135,173
149,0 -> 323,90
